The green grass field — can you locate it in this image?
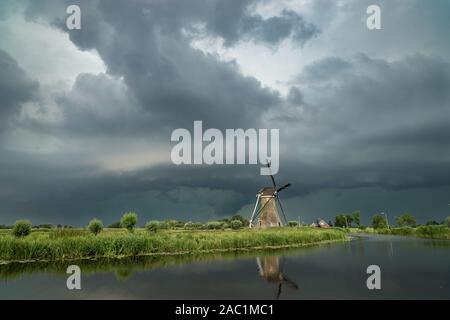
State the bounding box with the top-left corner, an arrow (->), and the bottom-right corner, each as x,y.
347,225 -> 450,240
0,227 -> 347,263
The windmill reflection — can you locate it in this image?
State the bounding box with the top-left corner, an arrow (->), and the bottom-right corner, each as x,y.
256,256 -> 299,299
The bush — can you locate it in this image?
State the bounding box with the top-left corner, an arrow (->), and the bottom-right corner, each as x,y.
444,216 -> 450,228
108,221 -> 122,228
35,224 -> 53,229
165,220 -> 184,229
145,221 -> 160,233
231,220 -> 243,230
12,220 -> 32,238
159,222 -> 168,229
206,221 -> 223,230
390,226 -> 414,236
229,215 -> 249,227
88,219 -> 103,236
184,221 -> 194,230
416,225 -> 450,239
192,222 -> 204,229
287,221 -> 299,227
120,212 -> 138,232
375,228 -> 391,235
358,225 -> 367,230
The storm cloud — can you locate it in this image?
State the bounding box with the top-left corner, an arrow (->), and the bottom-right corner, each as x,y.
0,0 -> 450,226
0,50 -> 38,127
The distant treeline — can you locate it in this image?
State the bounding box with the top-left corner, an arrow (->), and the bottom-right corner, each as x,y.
2,213 -> 253,238
110,214 -> 249,231
2,211 -> 449,238
1,224 -> 74,229
332,211 -> 450,229
0,215 -> 249,231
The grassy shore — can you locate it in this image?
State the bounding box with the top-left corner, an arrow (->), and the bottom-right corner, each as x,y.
0,245 -> 335,280
346,225 -> 450,240
0,227 -> 347,263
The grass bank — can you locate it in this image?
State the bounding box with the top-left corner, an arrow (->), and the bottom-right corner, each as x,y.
346,225 -> 450,240
0,227 -> 347,263
0,245 -> 334,280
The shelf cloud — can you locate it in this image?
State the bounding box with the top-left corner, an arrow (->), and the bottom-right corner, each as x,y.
0,0 -> 449,225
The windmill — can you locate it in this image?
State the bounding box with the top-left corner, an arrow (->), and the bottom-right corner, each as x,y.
256,256 -> 299,299
249,162 -> 290,228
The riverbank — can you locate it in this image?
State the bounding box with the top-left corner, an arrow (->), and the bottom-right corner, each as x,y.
345,225 -> 450,240
0,227 -> 347,263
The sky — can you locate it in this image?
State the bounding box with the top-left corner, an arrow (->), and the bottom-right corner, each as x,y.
0,0 -> 450,226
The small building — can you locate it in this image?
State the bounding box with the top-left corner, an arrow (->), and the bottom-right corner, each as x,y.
311,219 -> 330,229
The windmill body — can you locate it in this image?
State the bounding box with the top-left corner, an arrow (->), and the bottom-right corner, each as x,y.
249,162 -> 290,228
254,187 -> 282,228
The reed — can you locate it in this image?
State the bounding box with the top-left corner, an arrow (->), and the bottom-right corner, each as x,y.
347,225 -> 450,240
0,227 -> 346,263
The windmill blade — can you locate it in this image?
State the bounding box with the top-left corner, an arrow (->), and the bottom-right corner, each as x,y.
279,257 -> 299,290
279,256 -> 285,273
276,283 -> 282,300
266,161 -> 277,188
251,195 -> 274,223
269,174 -> 277,188
276,195 -> 288,225
282,276 -> 299,289
276,183 -> 291,193
249,195 -> 261,228
279,257 -> 299,289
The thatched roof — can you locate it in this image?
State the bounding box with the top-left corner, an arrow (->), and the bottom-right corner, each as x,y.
258,187 -> 276,196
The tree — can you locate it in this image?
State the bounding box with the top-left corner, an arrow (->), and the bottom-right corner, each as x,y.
165,219 -> 184,229
444,216 -> 450,227
352,211 -> 361,227
231,220 -> 243,229
372,214 -> 387,229
121,212 -> 138,232
287,221 -> 299,227
334,215 -> 347,228
395,213 -> 416,227
145,220 -> 160,233
108,221 -> 121,228
12,220 -> 32,238
36,223 -> 53,229
345,215 -> 354,227
230,214 -> 249,227
88,218 -> 103,236
206,221 -> 223,230
426,220 -> 440,226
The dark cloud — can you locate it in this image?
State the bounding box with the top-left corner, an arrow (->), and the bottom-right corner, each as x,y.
299,57 -> 353,82
0,1 -> 449,225
279,54 -> 450,193
0,50 -> 38,127
28,0 -> 284,131
205,7 -> 320,46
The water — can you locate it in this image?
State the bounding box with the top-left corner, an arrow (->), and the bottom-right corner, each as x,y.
1,235 -> 449,299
